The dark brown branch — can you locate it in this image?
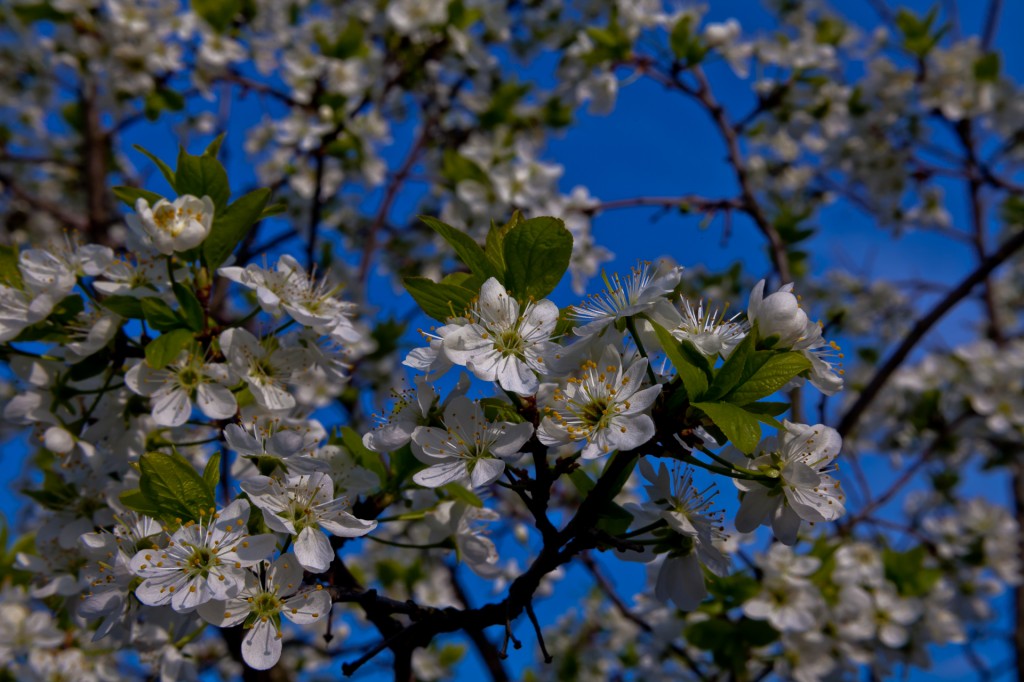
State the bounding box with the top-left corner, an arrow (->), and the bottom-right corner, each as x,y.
358,124 -> 427,288
0,170 -> 87,230
690,67 -> 793,285
837,227 -> 1024,437
581,554 -> 709,681
81,76 -> 113,243
982,0 -> 1004,50
582,195 -> 742,215
449,566 -> 511,681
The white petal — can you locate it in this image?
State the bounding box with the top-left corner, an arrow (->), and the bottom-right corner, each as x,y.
318,510 -> 377,538
196,382 -> 237,419
294,526 -> 334,573
282,590 -> 331,625
242,618 -> 283,671
151,387 -> 193,427
412,461 -> 467,488
469,457 -> 505,488
771,505 -> 803,546
268,554 -> 305,597
734,488 -> 777,533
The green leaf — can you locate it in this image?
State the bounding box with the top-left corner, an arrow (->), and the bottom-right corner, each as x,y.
479,397 -> 525,424
132,145 -> 177,191
669,15 -> 693,59
145,329 -> 194,369
502,216 -> 573,300
974,52 -> 1000,82
440,150 -> 491,186
703,331 -> 756,401
202,188 -> 271,270
340,426 -> 387,483
141,296 -> 183,332
144,86 -> 185,121
725,352 -> 811,405
883,546 -> 942,597
138,451 -> 216,524
0,245 -> 23,289
101,295 -> 145,319
119,489 -> 163,518
599,450 -> 636,500
568,469 -> 596,495
595,502 -> 633,536
403,276 -> 476,322
650,321 -> 709,401
13,3 -> 69,22
192,0 -> 241,32
692,402 -> 762,454
316,19 -> 366,59
175,146 -> 230,210
260,203 -> 287,219
743,401 -> 789,417
203,133 -> 226,160
173,283 -> 205,331
484,212 -> 520,276
668,15 -> 707,64
441,482 -> 483,508
112,185 -> 165,208
203,452 -> 221,491
420,215 -> 498,280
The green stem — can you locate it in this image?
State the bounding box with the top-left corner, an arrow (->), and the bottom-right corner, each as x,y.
235,306 -> 262,326
620,520 -> 668,539
626,316 -> 658,385
2,346 -> 60,361
274,318 -> 297,335
366,536 -> 450,550
696,445 -> 769,479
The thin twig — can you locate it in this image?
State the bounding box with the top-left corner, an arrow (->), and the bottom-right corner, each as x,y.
525,602 -> 552,664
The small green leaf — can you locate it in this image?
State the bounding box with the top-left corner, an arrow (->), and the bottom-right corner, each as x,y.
502,216 -> 573,300
743,401 -> 789,417
703,331 -> 756,401
725,352 -> 811,405
203,452 -> 221,491
203,133 -> 226,160
479,397 -> 525,424
441,482 -> 483,508
595,502 -> 634,536
650,321 -> 709,401
420,215 -> 498,280
484,212 -> 520,276
144,86 -> 185,121
119,489 -> 163,518
175,147 -> 230,210
568,469 -> 596,495
203,188 -> 271,270
692,402 -> 762,454
112,186 -> 165,209
139,451 -> 216,524
173,283 -> 205,331
403,276 -> 476,322
0,245 -> 23,289
340,426 -> 387,482
132,145 -> 177,192
145,329 -> 194,369
192,0 -> 241,32
141,296 -> 183,332
101,295 -> 145,319
260,203 -> 287,219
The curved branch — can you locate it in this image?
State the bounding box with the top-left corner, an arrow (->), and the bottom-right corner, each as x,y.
837,227 -> 1024,437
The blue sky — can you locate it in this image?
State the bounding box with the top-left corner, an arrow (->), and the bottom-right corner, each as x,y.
2,1 -> 1022,679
